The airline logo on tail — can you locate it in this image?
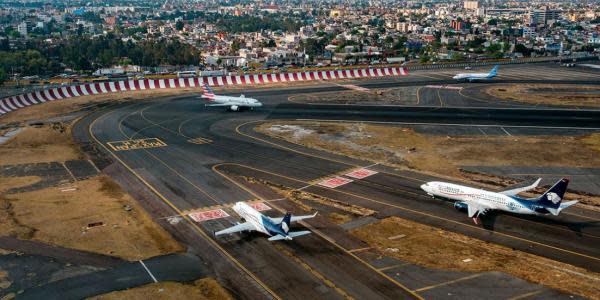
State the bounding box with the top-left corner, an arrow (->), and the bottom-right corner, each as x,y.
546,192 -> 561,204
201,83 -> 215,100
488,65 -> 499,78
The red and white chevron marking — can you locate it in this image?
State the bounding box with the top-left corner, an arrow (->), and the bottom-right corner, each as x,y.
0,67 -> 407,116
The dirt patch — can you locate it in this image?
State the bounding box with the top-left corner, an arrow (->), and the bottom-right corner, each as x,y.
259,121 -> 600,170
485,84 -> 600,107
0,270 -> 11,290
438,135 -> 600,168
88,278 -> 233,300
352,217 -> 600,300
583,133 -> 600,152
0,176 -> 41,194
0,249 -> 13,255
0,175 -> 183,260
258,121 -> 461,178
0,123 -> 82,165
328,212 -> 353,225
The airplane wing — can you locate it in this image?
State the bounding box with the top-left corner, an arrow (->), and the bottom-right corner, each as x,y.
499,178 -> 542,196
267,230 -> 312,241
214,222 -> 255,236
270,212 -> 317,224
467,202 -> 490,218
205,103 -> 236,107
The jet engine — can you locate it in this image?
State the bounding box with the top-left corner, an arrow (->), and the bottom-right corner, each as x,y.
229,105 -> 239,111
454,201 -> 468,212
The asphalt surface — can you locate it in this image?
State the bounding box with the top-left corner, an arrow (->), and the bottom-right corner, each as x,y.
66,64 -> 600,299
18,253 -> 209,300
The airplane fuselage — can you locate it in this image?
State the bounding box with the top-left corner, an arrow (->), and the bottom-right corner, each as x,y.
452,73 -> 495,81
421,181 -> 547,215
203,95 -> 263,111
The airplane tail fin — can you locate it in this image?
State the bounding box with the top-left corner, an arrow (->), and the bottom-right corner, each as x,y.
201,83 -> 216,101
280,212 -> 291,234
535,178 -> 569,214
489,65 -> 499,77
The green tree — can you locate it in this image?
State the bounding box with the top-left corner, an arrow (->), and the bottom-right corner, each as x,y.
175,20 -> 184,31
451,52 -> 465,61
0,67 -> 6,86
515,44 -> 529,54
230,39 -> 242,54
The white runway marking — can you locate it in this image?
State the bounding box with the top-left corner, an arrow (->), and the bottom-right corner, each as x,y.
139,260 -> 158,283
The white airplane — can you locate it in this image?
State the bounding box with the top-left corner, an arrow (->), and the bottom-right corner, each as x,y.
215,202 -> 317,241
201,83 -> 263,111
420,178 -> 578,224
452,65 -> 498,82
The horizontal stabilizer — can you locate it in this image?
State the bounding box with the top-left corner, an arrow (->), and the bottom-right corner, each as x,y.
268,235 -> 289,241
558,200 -> 578,214
271,212 -> 317,224
267,230 -> 311,241
288,230 -> 311,238
214,222 -> 254,236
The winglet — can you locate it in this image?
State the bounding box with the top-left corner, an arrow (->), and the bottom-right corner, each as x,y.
499,178 -> 543,196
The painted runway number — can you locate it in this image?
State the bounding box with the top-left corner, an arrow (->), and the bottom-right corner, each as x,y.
248,202 -> 271,211
345,168 -> 378,179
318,176 -> 353,188
189,209 -> 230,222
187,137 -> 213,145
107,138 -> 167,151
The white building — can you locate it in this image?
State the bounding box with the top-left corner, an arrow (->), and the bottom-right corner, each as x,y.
17,22 -> 27,36
464,1 -> 479,10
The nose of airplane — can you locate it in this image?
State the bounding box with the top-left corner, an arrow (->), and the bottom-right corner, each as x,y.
420,183 -> 429,192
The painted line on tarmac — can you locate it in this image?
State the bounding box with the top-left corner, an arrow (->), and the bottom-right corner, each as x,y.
500,127 -> 512,136
506,289 -> 543,300
378,262 -> 410,272
413,273 -> 483,292
139,260 -> 158,283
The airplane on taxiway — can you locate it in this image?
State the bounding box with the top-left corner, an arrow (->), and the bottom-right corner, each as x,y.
215,202 -> 317,241
452,65 -> 498,82
420,178 -> 578,224
201,83 -> 263,111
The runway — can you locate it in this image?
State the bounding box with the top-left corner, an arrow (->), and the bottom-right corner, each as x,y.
72,64 -> 600,299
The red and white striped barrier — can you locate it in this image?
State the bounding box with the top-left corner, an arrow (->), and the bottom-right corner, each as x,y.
0,67 -> 407,117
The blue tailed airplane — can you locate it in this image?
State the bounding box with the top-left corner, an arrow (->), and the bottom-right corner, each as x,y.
452,65 -> 498,82
215,202 -> 317,241
421,178 -> 578,224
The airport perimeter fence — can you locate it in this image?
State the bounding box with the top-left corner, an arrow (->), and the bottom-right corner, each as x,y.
0,83 -> 71,99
